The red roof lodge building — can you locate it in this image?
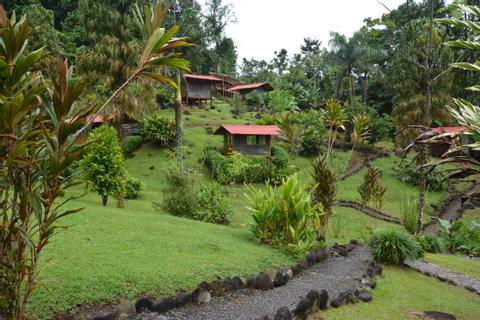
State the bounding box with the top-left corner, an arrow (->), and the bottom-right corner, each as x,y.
214,124 -> 280,155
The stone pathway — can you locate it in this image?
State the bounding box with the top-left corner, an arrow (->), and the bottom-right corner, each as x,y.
131,247 -> 373,320
404,260 -> 480,295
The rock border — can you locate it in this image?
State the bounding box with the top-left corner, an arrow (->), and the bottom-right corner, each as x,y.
89,241 -> 365,320
336,200 -> 401,224
338,150 -> 387,181
404,259 -> 480,295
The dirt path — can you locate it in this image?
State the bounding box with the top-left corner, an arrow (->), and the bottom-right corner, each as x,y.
132,247 -> 372,320
404,259 -> 480,295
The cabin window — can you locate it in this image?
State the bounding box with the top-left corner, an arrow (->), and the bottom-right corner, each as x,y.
227,134 -> 234,145
246,135 -> 257,145
258,136 -> 266,145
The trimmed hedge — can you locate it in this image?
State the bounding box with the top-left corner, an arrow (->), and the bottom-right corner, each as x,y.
123,135 -> 143,157
204,148 -> 289,185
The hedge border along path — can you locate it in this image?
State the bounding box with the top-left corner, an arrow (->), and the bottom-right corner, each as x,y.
120,244 -> 380,320
404,259 -> 480,295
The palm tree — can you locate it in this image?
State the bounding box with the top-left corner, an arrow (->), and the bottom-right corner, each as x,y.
321,99 -> 346,160
134,2 -> 192,157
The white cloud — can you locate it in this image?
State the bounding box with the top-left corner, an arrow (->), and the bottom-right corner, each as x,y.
218,0 -> 406,61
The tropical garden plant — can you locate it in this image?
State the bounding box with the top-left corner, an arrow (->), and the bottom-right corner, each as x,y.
0,5 -> 190,318
311,156 -> 336,240
368,228 -> 423,265
246,174 -> 322,256
357,165 -> 387,209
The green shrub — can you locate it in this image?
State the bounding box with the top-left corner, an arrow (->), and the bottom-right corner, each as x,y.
419,234 -> 446,253
125,177 -> 145,199
193,182 -> 232,224
80,125 -> 126,206
299,126 -> 326,156
367,228 -> 423,264
229,94 -> 245,115
123,135 -> 143,157
204,150 -> 288,185
399,195 -> 418,235
271,145 -> 289,169
141,115 -> 176,148
438,218 -> 480,256
244,91 -> 263,108
256,114 -> 278,125
160,165 -> 197,216
246,174 -> 321,256
393,160 -> 445,191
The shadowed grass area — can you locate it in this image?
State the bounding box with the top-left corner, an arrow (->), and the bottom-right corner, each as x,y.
423,253 -> 480,279
28,192 -> 294,318
321,266 -> 480,320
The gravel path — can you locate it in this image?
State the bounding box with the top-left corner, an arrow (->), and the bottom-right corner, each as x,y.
405,259 -> 480,295
132,247 -> 372,320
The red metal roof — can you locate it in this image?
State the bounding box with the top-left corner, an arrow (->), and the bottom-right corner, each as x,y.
229,82 -> 273,92
431,126 -> 468,134
66,113 -> 114,124
184,74 -> 222,82
214,124 -> 280,136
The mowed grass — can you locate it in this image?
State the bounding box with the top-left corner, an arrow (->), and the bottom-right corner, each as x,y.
28,191 -> 294,318
423,253 -> 480,279
321,266 -> 480,320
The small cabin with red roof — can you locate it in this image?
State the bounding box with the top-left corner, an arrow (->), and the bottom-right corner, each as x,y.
183,74 -> 223,105
214,124 -> 280,155
229,82 -> 274,95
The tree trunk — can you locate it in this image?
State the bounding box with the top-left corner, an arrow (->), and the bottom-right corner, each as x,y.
175,72 -> 183,165
417,0 -> 434,234
102,195 -> 108,206
416,145 -> 427,234
0,262 -> 16,319
348,74 -> 354,104
360,77 -> 367,104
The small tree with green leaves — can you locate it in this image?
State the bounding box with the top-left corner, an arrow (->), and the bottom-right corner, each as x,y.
81,125 -> 126,206
311,156 -> 336,240
357,165 -> 387,209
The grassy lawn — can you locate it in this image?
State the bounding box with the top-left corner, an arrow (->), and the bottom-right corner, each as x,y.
321,266 -> 480,320
28,191 -> 294,318
423,253 -> 480,279
462,208 -> 480,222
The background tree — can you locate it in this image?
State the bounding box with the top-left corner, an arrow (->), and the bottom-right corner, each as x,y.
81,126 -> 127,206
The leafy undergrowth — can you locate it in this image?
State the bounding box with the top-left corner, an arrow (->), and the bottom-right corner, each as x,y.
321,266 -> 480,320
424,253 -> 480,279
28,193 -> 294,318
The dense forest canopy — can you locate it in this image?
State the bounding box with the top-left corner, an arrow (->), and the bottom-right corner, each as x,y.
4,0 -> 480,133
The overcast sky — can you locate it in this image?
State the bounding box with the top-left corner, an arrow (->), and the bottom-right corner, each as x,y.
214,0 -> 407,62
